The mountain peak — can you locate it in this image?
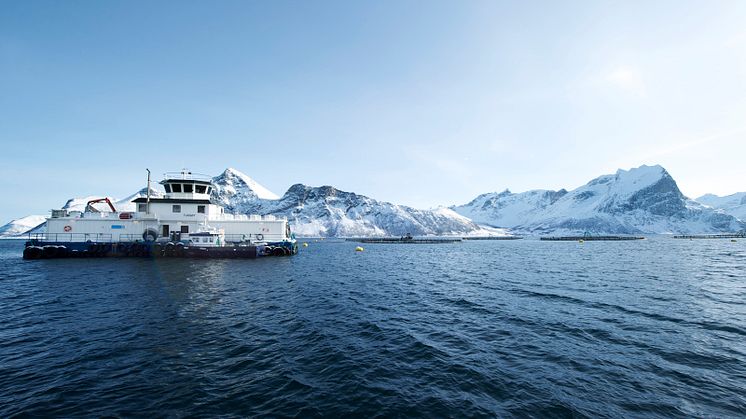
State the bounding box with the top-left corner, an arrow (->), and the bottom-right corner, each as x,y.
615,163 -> 666,179
581,164 -> 672,197
216,168 -> 280,200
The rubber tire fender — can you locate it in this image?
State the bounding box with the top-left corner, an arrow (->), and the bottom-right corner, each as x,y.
143,229 -> 158,242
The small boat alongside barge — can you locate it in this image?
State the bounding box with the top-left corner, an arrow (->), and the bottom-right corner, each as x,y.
23,170 -> 298,259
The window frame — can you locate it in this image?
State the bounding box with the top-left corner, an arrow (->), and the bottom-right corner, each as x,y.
172,204 -> 181,213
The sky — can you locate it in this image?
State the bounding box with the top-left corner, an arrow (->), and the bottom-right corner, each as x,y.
2,0 -> 746,222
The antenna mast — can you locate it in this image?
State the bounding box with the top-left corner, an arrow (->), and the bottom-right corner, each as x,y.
146,169 -> 151,214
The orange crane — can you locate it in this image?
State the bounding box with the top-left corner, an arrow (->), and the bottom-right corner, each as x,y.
85,197 -> 117,213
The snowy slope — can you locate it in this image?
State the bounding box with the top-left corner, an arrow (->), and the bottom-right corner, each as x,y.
212,168 -> 279,202
212,176 -> 501,237
454,165 -> 745,234
696,193 -> 746,221
0,215 -> 47,237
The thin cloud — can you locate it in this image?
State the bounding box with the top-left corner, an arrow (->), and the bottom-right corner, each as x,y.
603,66 -> 647,97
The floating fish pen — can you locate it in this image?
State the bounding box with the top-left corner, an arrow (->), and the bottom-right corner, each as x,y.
462,236 -> 523,241
540,235 -> 645,241
672,233 -> 745,239
346,237 -> 463,244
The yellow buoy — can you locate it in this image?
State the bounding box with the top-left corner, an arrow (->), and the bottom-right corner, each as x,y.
731,239 -> 737,242
578,239 -> 585,243
355,246 -> 364,252
303,242 -> 309,247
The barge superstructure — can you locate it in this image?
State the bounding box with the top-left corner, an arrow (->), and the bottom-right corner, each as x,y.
24,170 -> 297,259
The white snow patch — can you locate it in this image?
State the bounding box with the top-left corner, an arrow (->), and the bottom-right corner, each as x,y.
0,215 -> 47,237
224,168 -> 280,200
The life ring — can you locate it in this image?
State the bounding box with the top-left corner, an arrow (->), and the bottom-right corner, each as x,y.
256,233 -> 264,241
63,225 -> 72,232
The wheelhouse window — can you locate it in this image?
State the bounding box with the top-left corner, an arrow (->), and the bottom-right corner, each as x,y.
184,184 -> 193,193
172,205 -> 181,213
172,184 -> 182,193
137,203 -> 147,212
180,225 -> 189,233
164,184 -> 172,193
195,185 -> 206,194
206,187 -> 212,194
197,205 -> 206,214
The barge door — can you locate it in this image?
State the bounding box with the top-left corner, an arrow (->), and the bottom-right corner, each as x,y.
162,225 -> 169,238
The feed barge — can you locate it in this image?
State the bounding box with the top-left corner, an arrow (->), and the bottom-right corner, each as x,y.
23,170 -> 298,259
540,235 -> 645,241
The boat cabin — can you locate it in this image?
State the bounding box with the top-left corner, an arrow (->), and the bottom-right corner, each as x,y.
187,230 -> 225,247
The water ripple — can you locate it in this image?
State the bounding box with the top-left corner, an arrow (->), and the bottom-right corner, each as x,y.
1,238 -> 745,417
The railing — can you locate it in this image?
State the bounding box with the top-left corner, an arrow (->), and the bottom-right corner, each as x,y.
118,234 -> 147,242
162,171 -> 212,181
210,214 -> 287,222
27,232 -> 290,244
50,211 -> 154,220
27,233 -> 115,243
222,233 -> 286,243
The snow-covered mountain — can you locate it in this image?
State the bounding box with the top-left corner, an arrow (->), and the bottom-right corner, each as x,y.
696,192 -> 746,221
0,168 -> 498,238
4,165 -> 740,238
210,170 -> 499,237
453,165 -> 746,235
0,215 -> 46,238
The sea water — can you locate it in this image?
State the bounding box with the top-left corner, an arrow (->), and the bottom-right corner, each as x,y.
1,238 -> 745,417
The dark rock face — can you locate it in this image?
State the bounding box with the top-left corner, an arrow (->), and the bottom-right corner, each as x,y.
603,172 -> 687,217
547,189 -> 568,204
573,191 -> 595,202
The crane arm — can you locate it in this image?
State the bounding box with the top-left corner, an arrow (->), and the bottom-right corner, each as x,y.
85,197 -> 117,213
